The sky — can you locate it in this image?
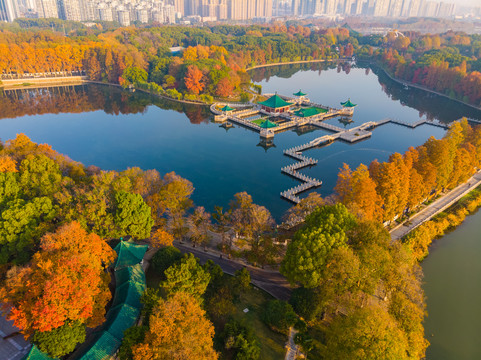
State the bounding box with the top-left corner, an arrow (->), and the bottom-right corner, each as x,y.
451,0 -> 479,8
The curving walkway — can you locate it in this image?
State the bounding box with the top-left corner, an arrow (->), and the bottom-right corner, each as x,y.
390,170 -> 481,240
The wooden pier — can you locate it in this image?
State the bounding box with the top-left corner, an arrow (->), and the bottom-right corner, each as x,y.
280,118 -> 451,204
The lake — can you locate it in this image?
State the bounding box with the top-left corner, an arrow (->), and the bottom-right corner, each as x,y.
1,62 -> 481,359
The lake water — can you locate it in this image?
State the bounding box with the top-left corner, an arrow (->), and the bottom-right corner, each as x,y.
423,209 -> 481,360
1,62 -> 481,358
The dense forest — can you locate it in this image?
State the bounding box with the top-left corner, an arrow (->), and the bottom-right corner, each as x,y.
1,23 -> 481,107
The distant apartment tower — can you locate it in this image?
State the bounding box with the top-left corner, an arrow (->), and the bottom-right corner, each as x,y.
57,0 -> 83,20
0,0 -> 18,20
35,0 -> 58,17
117,7 -> 130,25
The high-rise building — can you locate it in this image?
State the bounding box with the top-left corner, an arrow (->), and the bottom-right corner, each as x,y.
35,0 -> 58,17
0,0 -> 17,21
57,0 -> 83,20
173,0 -> 184,15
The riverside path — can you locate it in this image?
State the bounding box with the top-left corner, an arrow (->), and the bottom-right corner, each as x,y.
390,170 -> 481,240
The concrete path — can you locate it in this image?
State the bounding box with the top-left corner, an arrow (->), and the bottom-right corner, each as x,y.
390,170 -> 481,240
285,327 -> 299,360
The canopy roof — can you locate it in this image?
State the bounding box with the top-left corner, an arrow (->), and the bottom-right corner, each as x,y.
294,107 -> 327,118
23,345 -> 54,360
258,94 -> 292,109
220,105 -> 234,112
293,90 -> 307,97
113,241 -> 148,270
340,99 -> 357,108
259,119 -> 278,128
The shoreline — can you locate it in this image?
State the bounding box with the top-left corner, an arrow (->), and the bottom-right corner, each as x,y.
245,58 -> 351,71
372,63 -> 481,112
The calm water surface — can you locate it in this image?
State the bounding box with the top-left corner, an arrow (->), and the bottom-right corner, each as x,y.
423,210 -> 481,360
1,62 -> 481,358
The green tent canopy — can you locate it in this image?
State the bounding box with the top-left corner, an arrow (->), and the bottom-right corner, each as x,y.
220,105 -> 234,112
113,241 -> 148,270
258,94 -> 292,109
293,90 -> 307,97
259,119 -> 278,128
340,99 -> 357,108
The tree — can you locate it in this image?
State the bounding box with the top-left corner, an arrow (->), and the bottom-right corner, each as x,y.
216,77 -> 234,97
132,292 -> 218,360
150,228 -> 174,248
281,204 -> 356,288
289,287 -> 322,322
0,222 -> 115,334
188,206 -> 212,248
161,253 -> 210,300
151,246 -> 182,278
223,319 -> 260,360
283,192 -> 324,228
262,300 -> 297,335
114,191 -> 154,239
122,66 -> 148,85
33,321 -> 86,358
118,325 -> 147,360
325,305 -> 409,360
184,65 -> 204,95
0,155 -> 17,172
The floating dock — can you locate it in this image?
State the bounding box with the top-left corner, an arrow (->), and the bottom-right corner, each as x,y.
280,118 -> 450,204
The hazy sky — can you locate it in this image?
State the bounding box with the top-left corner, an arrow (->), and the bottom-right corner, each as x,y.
451,0 -> 479,7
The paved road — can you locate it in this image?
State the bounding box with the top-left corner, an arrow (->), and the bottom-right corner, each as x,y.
390,171 -> 481,240
174,242 -> 292,301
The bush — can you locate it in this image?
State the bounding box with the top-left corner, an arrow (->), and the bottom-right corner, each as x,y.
118,325 -> 146,360
151,246 -> 182,278
223,319 -> 260,360
200,94 -> 214,103
166,88 -> 182,100
262,300 -> 297,334
33,321 -> 86,358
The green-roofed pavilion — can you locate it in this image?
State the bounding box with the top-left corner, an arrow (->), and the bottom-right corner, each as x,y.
72,331 -> 121,360
111,280 -> 146,309
113,241 -> 148,270
23,345 -> 55,360
293,90 -> 307,97
258,94 -> 292,113
259,119 -> 278,128
220,105 -> 234,112
115,264 -> 145,286
340,99 -> 357,108
104,304 -> 140,340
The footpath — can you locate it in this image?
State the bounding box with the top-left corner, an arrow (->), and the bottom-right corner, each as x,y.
390,170 -> 481,240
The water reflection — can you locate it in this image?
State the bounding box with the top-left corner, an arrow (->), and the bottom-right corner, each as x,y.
0,85 -> 211,125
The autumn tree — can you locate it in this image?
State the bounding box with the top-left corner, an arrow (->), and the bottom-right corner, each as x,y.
0,222 -> 115,338
188,206 -> 212,248
150,228 -> 174,248
184,65 -> 204,95
132,292 -> 218,360
325,305 -> 410,360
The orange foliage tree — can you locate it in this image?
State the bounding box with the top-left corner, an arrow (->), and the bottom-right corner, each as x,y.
132,292 -> 218,360
0,222 -> 116,335
184,65 -> 204,95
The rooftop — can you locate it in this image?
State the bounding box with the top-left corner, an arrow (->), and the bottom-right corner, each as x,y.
340,99 -> 357,108
258,94 -> 292,109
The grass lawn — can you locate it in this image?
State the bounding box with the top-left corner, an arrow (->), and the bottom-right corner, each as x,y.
251,118 -> 266,125
226,286 -> 287,360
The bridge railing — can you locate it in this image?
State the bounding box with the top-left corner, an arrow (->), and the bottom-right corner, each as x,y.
1,71 -> 86,80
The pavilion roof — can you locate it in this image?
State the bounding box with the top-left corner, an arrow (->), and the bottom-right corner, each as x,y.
113,241 -> 148,270
259,119 -> 278,128
258,94 -> 292,109
340,99 -> 357,108
220,105 -> 234,112
293,90 -> 307,97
